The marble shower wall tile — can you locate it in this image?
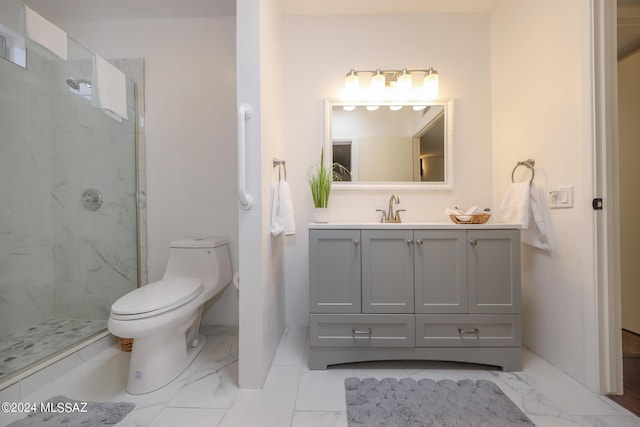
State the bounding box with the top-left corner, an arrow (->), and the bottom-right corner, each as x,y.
1,50 -> 143,338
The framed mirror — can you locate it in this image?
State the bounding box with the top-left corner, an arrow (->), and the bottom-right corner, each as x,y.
324,99 -> 454,190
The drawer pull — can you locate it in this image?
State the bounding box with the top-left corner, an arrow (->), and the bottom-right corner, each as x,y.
458,328 -> 480,335
352,328 -> 372,339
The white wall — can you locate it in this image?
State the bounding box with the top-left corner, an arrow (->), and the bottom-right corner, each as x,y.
282,14 -> 493,326
63,17 -> 240,326
618,49 -> 640,334
237,0 -> 286,388
491,0 -> 596,385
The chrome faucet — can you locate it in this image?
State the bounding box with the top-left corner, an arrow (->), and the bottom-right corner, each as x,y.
376,194 -> 404,223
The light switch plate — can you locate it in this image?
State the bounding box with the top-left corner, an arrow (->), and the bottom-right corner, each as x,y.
549,185 -> 574,209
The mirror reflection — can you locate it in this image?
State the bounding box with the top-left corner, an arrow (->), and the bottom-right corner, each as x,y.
326,100 -> 453,189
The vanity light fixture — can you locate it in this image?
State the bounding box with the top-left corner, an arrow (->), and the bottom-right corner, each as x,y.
344,67 -> 439,100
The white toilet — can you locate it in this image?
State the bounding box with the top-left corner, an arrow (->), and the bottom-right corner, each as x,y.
108,237 -> 232,394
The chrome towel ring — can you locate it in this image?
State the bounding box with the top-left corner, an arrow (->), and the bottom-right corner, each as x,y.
511,159 -> 535,183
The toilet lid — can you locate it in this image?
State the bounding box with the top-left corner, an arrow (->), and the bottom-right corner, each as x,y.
111,278 -> 203,317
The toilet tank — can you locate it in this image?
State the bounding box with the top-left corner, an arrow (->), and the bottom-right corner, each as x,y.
162,238 -> 232,292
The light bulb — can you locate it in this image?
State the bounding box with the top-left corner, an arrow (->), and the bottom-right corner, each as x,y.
343,105 -> 356,111
390,105 -> 403,111
366,105 -> 379,111
423,68 -> 439,100
397,68 -> 412,94
413,105 -> 427,111
371,69 -> 386,98
345,69 -> 359,98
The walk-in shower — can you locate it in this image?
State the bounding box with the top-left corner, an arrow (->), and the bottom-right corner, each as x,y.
0,0 -> 145,382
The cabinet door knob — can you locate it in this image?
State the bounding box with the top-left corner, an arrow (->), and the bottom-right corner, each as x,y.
407,239 -> 414,246
469,239 -> 478,246
416,239 -> 423,246
353,239 -> 360,247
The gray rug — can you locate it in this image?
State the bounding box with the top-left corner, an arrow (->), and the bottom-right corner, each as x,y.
345,377 -> 535,427
6,396 -> 134,427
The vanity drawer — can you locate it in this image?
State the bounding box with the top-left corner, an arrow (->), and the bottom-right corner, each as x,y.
310,314 -> 415,347
415,314 -> 521,347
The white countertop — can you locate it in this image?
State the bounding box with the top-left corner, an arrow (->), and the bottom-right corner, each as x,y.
308,222 -> 521,230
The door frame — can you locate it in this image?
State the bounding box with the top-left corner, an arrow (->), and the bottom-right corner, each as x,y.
593,0 -> 623,395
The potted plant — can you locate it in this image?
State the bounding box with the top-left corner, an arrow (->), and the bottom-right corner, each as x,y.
307,148 -> 347,222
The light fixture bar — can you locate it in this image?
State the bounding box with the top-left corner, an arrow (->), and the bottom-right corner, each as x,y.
344,67 -> 439,100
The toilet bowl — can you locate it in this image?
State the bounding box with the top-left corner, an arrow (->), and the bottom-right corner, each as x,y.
108,237 -> 232,394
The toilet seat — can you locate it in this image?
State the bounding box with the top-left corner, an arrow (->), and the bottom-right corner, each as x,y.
111,278 -> 203,320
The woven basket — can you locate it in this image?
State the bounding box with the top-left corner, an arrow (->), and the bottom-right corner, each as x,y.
449,213 -> 491,224
119,338 -> 133,352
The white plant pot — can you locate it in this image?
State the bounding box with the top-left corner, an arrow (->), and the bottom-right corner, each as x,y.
313,208 -> 329,223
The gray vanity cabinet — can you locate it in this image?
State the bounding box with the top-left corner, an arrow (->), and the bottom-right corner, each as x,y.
467,229 -> 521,314
414,230 -> 467,314
309,229 -> 361,314
361,230 -> 414,314
308,225 -> 522,371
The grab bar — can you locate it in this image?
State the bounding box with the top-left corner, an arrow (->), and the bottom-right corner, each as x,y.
237,104 -> 254,210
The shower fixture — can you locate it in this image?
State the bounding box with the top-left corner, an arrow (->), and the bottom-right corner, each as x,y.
65,78 -> 92,90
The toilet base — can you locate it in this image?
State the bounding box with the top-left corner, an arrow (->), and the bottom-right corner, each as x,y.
126,331 -> 206,395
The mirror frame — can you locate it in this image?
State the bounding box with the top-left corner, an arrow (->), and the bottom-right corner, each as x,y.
324,99 -> 454,190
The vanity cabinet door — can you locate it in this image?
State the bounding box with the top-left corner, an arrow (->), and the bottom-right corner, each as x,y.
309,229 -> 362,314
414,230 -> 467,313
361,230 -> 414,314
467,229 -> 521,314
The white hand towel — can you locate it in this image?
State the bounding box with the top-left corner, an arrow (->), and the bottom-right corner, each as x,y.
92,54 -> 128,122
24,6 -> 68,60
270,180 -> 296,236
522,185 -> 553,252
499,182 -> 531,227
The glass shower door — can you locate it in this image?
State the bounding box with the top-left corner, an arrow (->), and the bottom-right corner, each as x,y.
0,0 -> 141,381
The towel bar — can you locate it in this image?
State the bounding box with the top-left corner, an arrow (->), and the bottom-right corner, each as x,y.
273,158 -> 287,181
511,159 -> 535,184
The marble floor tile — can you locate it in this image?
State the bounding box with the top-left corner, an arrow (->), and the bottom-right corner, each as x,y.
518,350 -> 628,417
291,410 -> 348,427
219,365 -> 300,427
147,407 -> 227,427
295,368 -> 354,412
168,362 -> 239,409
571,415 -> 640,426
3,326 -> 640,427
272,327 -> 308,367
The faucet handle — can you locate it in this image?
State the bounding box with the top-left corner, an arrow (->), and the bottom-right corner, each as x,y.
376,209 -> 388,223
394,209 -> 405,222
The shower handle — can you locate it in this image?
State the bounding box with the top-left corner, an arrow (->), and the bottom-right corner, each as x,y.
81,188 -> 103,211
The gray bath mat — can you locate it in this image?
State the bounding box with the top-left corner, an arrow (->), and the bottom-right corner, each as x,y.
6,395 -> 134,427
345,377 -> 535,427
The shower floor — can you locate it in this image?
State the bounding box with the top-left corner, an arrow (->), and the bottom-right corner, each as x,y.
0,318 -> 107,381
